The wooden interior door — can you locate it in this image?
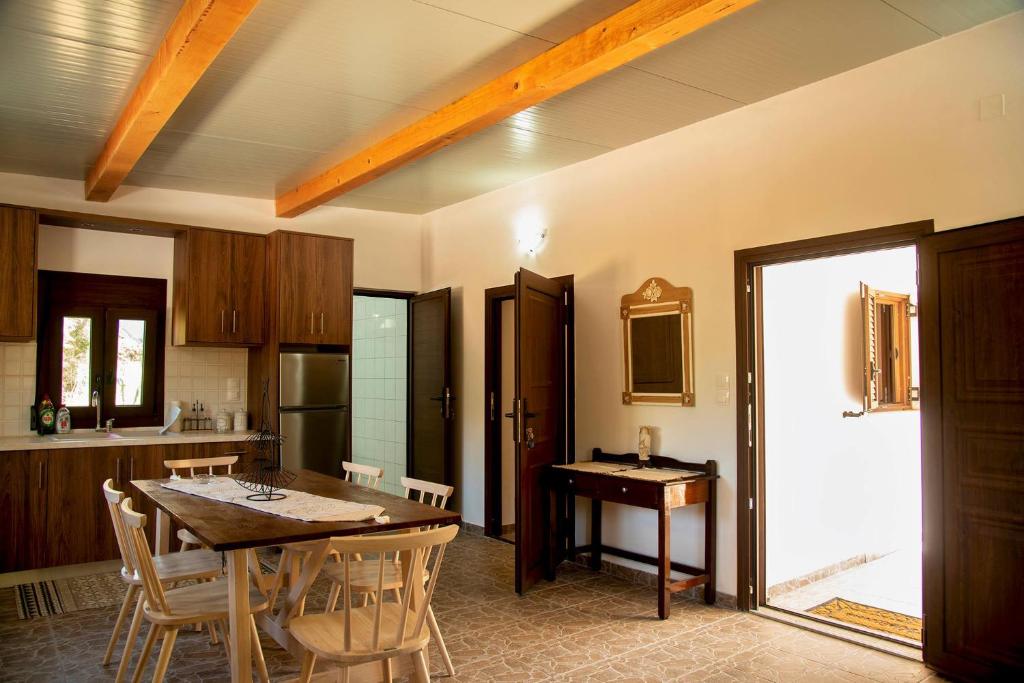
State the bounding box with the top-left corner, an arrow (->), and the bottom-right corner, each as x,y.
409,288 -> 452,487
229,232 -> 265,345
919,216 -> 1024,679
514,268 -> 566,594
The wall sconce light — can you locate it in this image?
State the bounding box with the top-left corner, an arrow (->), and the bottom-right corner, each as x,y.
515,206 -> 547,256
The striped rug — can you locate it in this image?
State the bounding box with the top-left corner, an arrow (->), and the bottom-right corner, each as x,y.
14,572 -> 124,619
809,597 -> 922,641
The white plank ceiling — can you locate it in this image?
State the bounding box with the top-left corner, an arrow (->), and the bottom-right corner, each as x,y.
0,0 -> 1020,214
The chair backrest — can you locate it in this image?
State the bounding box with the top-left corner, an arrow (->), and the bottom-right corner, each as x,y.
342,461 -> 383,489
400,476 -> 453,512
102,479 -> 135,577
119,498 -> 171,616
330,524 -> 458,654
164,455 -> 238,478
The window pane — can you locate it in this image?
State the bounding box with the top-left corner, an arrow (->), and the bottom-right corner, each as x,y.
115,319 -> 146,407
61,317 -> 92,407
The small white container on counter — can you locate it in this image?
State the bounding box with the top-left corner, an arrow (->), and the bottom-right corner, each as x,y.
215,410 -> 232,434
233,410 -> 248,432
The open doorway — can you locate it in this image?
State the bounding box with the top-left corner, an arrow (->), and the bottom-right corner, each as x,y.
483,271 -> 576,593
735,220 -> 933,648
760,247 -> 922,643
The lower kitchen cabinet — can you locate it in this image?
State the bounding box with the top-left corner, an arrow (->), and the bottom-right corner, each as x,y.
0,439 -> 253,572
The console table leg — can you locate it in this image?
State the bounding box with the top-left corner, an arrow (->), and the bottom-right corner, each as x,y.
658,503 -> 671,620
704,480 -> 717,605
590,498 -> 602,571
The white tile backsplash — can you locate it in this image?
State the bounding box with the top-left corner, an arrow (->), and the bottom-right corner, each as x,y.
0,341 -> 247,436
351,296 -> 408,496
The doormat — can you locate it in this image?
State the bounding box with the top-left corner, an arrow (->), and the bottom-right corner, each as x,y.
14,572 -> 124,619
809,597 -> 921,641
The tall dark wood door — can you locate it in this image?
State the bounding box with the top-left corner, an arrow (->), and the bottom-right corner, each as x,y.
919,216 -> 1024,680
515,268 -> 566,594
409,288 -> 453,488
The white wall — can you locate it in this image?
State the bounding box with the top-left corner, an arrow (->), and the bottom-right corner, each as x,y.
421,13 -> 1024,598
762,247 -> 920,589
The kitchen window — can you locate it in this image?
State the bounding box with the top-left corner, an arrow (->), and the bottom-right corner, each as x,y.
37,271 -> 165,428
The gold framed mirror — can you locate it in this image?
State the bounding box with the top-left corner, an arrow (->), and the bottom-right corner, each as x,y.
621,278 -> 695,406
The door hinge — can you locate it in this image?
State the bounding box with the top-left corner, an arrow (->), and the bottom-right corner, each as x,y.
746,403 -> 753,447
907,303 -> 918,318
910,386 -> 920,401
749,584 -> 754,595
748,497 -> 754,510
747,372 -> 752,384
489,392 -> 496,421
746,282 -> 751,294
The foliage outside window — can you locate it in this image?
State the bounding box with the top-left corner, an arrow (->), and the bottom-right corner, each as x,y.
37,271 -> 165,428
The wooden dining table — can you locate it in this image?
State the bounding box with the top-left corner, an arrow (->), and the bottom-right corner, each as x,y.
132,468 -> 461,683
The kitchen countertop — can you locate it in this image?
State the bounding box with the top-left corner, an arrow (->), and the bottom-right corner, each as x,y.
0,429 -> 255,452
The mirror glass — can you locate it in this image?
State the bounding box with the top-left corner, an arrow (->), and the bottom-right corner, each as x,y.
621,278 -> 695,406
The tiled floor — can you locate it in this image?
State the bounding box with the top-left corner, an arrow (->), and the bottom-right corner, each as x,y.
769,546 -> 922,631
0,532 -> 944,682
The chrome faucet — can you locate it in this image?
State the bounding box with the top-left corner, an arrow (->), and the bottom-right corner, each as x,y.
91,389 -> 102,431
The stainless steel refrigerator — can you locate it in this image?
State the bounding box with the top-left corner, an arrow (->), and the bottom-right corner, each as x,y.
279,352 -> 349,477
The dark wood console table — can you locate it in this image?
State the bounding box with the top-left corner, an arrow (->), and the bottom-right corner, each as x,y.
550,448 -> 718,619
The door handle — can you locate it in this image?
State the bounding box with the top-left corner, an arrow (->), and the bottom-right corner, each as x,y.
310,312 -> 314,335
321,312 -> 325,335
116,457 -> 121,486
504,398 -> 521,443
232,309 -> 237,333
221,309 -> 225,333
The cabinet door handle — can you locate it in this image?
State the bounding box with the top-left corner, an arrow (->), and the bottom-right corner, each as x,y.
38,461 -> 44,489
232,309 -> 237,333
221,309 -> 226,333
129,456 -> 134,481
310,312 -> 314,335
320,312 -> 325,335
115,457 -> 121,485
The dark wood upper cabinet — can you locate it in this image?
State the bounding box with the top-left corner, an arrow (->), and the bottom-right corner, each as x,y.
172,227 -> 265,346
0,206 -> 38,342
272,231 -> 353,345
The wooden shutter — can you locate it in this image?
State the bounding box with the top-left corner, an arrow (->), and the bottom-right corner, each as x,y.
861,282 -> 879,412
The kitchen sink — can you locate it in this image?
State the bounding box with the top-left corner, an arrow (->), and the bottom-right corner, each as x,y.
46,432 -> 129,442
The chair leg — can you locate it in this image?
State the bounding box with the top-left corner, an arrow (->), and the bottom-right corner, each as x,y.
341,665 -> 351,683
150,626 -> 178,683
381,656 -> 393,682
298,651 -> 317,683
104,584 -> 137,666
131,625 -> 160,683
250,615 -> 270,683
427,605 -> 454,677
411,649 -> 429,683
326,583 -> 341,613
208,621 -> 219,645
115,592 -> 146,683
390,588 -> 402,604
219,619 -> 231,659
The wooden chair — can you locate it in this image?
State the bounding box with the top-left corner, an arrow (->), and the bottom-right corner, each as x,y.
289,524 -> 460,683
102,479 -> 224,683
118,497 -> 272,683
342,461 -> 384,489
322,477 -> 456,676
273,461 -> 386,602
163,455 -> 239,551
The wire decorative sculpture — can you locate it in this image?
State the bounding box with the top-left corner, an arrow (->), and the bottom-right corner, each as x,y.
234,380 -> 296,501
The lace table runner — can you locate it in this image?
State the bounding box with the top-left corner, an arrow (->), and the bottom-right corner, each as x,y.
553,461 -> 633,474
608,468 -> 704,482
161,477 -> 386,523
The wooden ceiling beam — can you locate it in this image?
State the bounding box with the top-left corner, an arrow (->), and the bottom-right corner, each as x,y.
85,0 -> 260,202
276,0 -> 758,218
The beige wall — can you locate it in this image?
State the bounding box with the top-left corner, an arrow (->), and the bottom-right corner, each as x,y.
421,13 -> 1024,598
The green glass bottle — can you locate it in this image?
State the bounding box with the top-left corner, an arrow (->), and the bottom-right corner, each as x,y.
38,394 -> 56,435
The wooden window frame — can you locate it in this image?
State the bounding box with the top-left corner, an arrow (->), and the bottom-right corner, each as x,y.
733,220 -> 934,611
37,271 -> 166,428
861,284 -> 914,412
